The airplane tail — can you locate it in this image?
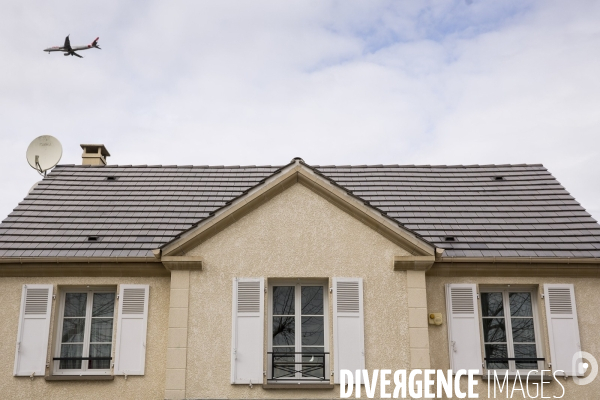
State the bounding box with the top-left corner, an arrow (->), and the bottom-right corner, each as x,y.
91,37 -> 101,49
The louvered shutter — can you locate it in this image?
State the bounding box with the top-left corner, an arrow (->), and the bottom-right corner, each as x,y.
115,284 -> 149,375
333,277 -> 365,384
445,284 -> 482,374
544,284 -> 582,376
231,278 -> 264,384
13,284 -> 53,376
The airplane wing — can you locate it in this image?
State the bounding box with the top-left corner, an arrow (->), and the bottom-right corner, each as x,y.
64,35 -> 72,51
71,51 -> 83,58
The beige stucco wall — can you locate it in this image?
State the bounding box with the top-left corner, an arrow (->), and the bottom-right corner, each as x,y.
0,275 -> 169,400
427,275 -> 600,399
185,182 -> 413,399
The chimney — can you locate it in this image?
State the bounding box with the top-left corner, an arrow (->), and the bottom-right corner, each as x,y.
80,144 -> 110,166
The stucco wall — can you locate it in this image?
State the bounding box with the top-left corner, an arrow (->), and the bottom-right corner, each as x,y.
0,275 -> 169,400
186,182 -> 413,399
427,275 -> 600,399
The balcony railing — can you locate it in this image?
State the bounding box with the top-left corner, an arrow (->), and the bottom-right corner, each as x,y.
268,352 -> 329,382
52,356 -> 112,369
484,357 -> 545,363
484,357 -> 545,369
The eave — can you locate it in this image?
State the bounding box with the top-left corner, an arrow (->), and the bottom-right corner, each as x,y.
429,256 -> 600,277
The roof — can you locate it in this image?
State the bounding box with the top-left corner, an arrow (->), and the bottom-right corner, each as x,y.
0,162 -> 599,259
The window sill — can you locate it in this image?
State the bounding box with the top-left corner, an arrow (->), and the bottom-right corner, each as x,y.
45,375 -> 114,381
263,382 -> 333,390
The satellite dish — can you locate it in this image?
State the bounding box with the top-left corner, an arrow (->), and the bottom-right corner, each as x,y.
26,135 -> 62,175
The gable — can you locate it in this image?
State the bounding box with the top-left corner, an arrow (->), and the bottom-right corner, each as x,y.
186,183 -> 415,271
159,162 -> 435,258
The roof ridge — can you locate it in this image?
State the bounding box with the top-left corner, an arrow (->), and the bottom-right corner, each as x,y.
314,163 -> 546,168
53,163 -> 546,169
53,164 -> 285,169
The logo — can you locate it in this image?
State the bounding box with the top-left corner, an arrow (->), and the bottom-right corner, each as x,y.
339,358 -> 599,399
573,351 -> 598,386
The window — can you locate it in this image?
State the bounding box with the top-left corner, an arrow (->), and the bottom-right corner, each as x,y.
480,288 -> 543,373
268,281 -> 329,382
53,287 -> 116,375
446,283 -> 584,377
231,277 -> 363,385
14,283 -> 150,378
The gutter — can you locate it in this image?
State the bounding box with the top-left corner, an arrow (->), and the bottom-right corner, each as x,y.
0,256 -> 160,264
438,257 -> 600,265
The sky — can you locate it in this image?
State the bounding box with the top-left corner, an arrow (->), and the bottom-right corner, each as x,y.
1,0 -> 599,221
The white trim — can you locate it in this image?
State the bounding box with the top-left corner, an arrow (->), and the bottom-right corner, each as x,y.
445,283 -> 483,374
266,279 -> 329,382
114,284 -> 149,376
333,277 -> 365,384
478,286 -> 544,374
13,284 -> 54,377
230,278 -> 237,384
231,277 -> 264,384
52,287 -> 116,376
543,284 -> 582,376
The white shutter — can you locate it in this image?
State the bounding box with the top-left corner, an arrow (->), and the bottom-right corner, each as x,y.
13,284 -> 53,376
333,277 -> 365,384
115,284 -> 149,375
544,284 -> 582,376
445,284 -> 482,374
231,277 -> 264,384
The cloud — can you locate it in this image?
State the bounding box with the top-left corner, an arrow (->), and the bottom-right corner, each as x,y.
0,0 -> 599,220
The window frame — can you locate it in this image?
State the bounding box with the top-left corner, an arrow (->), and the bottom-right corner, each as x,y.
267,279 -> 330,383
478,285 -> 544,374
52,286 -> 117,376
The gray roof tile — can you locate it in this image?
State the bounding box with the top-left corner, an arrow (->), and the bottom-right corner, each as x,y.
0,163 -> 599,259
314,164 -> 600,258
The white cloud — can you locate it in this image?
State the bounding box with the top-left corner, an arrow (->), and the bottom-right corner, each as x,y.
0,0 -> 599,220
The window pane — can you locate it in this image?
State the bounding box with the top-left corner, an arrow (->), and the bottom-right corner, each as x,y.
482,318 -> 506,342
514,344 -> 538,369
59,344 -> 83,369
509,292 -> 533,317
91,318 -> 114,343
62,318 -> 85,342
512,318 -> 535,342
301,316 -> 324,346
481,292 -> 504,317
92,293 -> 115,317
302,347 -> 325,379
88,344 -> 111,369
64,293 -> 87,317
485,344 -> 508,369
273,286 -> 295,315
301,286 -> 323,315
273,316 -> 295,345
273,347 -> 295,379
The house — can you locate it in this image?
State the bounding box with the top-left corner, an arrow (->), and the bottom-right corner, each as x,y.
0,144 -> 599,399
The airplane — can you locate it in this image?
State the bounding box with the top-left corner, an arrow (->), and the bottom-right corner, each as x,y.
43,35 -> 101,58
